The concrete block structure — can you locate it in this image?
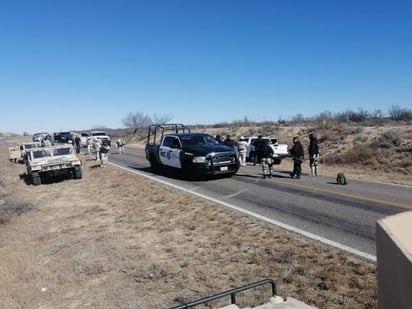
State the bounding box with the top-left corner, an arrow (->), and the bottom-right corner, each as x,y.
376,211 -> 412,309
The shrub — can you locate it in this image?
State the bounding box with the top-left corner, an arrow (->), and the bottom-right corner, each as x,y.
0,198 -> 35,225
381,130 -> 401,146
340,144 -> 374,164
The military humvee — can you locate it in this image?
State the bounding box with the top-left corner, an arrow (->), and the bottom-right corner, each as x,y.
25,144 -> 82,185
8,146 -> 21,162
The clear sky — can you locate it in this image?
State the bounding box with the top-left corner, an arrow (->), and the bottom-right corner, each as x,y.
1,0 -> 411,134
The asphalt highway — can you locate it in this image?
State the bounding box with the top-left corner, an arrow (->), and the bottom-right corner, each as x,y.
98,146 -> 412,262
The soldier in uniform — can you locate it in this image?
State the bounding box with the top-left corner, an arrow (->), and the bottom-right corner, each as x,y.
74,135 -> 81,153
41,135 -> 52,147
257,139 -> 274,178
93,138 -> 102,161
116,139 -> 126,154
308,133 -> 320,176
236,136 -> 248,166
86,137 -> 93,154
223,135 -> 235,148
99,141 -> 110,167
290,136 -> 304,179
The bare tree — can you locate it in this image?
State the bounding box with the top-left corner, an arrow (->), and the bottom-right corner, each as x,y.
151,113 -> 174,125
121,112 -> 174,133
121,112 -> 151,129
388,105 -> 412,121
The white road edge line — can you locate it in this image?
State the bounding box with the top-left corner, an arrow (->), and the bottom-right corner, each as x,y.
110,161 -> 377,263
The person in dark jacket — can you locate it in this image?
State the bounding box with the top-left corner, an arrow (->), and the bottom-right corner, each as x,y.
74,135 -> 81,153
257,139 -> 274,178
252,135 -> 264,165
223,135 -> 235,148
290,136 -> 304,179
308,133 -> 320,176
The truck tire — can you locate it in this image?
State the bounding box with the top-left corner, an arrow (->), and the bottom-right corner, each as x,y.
74,166 -> 82,179
32,172 -> 41,185
182,162 -> 194,180
149,155 -> 159,172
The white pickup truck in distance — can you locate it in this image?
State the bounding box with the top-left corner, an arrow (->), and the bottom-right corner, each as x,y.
89,130 -> 111,146
241,136 -> 288,164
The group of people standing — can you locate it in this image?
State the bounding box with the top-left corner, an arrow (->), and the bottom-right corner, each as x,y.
85,137 -> 126,167
289,133 -> 320,179
216,133 -> 320,179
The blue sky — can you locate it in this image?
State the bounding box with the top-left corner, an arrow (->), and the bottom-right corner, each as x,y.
1,0 -> 411,134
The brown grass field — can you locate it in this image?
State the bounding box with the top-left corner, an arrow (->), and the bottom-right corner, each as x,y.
0,124 -> 410,308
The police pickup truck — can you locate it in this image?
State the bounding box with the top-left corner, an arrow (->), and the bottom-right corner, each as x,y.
145,124 -> 240,179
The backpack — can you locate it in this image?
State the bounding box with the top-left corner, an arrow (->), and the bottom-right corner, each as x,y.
336,172 -> 347,185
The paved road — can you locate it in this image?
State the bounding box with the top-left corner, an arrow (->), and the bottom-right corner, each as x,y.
101,146 -> 411,262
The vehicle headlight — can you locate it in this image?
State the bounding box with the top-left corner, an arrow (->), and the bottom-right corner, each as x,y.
192,156 -> 206,163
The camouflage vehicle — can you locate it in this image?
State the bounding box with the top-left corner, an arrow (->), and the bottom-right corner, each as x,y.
8,146 -> 21,162
25,144 -> 82,185
20,142 -> 42,163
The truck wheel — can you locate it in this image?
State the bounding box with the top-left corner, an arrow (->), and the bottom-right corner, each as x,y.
182,162 -> 194,180
150,155 -> 159,172
74,166 -> 82,179
32,172 -> 41,185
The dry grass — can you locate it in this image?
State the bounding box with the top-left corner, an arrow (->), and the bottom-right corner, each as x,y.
2,126 -> 406,308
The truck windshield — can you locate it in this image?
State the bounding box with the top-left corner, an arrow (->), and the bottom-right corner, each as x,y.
53,147 -> 72,156
181,135 -> 218,147
32,149 -> 51,159
24,143 -> 40,149
92,132 -> 107,137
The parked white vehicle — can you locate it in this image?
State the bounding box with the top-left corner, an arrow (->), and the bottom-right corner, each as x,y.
80,132 -> 90,147
25,144 -> 82,185
32,132 -> 51,142
89,130 -> 111,146
242,136 -> 288,164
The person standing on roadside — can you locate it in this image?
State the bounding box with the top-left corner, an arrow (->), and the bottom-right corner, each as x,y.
236,136 -> 248,166
117,138 -> 126,154
86,137 -> 93,154
74,135 -> 81,153
308,133 -> 320,176
290,136 -> 304,179
257,139 -> 274,178
99,140 -> 111,167
252,135 -> 264,165
223,135 -> 235,148
93,138 -> 101,161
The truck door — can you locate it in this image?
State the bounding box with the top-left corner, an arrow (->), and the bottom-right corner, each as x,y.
159,136 -> 182,168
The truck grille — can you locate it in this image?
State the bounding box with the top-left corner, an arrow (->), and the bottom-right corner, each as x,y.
209,152 -> 237,165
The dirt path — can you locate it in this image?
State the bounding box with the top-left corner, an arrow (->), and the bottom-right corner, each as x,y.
0,136 -> 377,308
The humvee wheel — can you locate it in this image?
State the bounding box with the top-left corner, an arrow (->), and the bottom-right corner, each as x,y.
32,172 -> 41,185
